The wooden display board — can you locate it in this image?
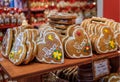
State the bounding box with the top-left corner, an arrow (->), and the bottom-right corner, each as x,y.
0,51 -> 119,81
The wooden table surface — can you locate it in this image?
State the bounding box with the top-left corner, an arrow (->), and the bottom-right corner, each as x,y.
0,51 -> 119,80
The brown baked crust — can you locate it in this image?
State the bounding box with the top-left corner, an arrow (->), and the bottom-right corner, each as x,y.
48,14 -> 76,20
49,19 -> 75,25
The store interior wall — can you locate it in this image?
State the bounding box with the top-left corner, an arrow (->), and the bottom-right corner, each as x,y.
103,0 -> 120,22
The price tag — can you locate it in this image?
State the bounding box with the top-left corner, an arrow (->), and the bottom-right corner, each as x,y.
93,58 -> 110,80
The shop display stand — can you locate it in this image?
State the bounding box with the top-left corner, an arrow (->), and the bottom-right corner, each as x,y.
0,51 -> 119,82
22,0 -> 45,26
0,0 -> 119,82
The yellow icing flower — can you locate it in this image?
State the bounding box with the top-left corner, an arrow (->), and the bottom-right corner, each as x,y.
109,40 -> 115,49
9,51 -> 14,59
48,35 -> 53,41
52,50 -> 62,60
104,29 -> 109,33
17,48 -> 22,55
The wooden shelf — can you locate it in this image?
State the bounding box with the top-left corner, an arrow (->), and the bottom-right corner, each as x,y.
30,8 -> 45,12
0,51 -> 119,80
0,25 -> 19,29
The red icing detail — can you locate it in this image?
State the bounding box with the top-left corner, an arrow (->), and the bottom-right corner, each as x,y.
76,31 -> 81,36
86,46 -> 89,50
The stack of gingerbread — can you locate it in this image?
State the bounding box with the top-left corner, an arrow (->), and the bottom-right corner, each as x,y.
1,24 -> 64,65
54,66 -> 79,82
81,17 -> 119,54
48,12 -> 77,39
1,25 -> 39,65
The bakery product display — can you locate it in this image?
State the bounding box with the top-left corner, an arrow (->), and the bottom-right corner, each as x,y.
0,0 -> 119,82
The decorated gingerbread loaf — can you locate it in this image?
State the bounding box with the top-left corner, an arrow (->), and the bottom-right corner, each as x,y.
1,28 -> 13,58
36,27 -> 64,64
9,31 -> 27,65
64,25 -> 92,58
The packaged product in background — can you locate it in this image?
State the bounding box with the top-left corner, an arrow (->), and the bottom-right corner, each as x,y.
9,0 -> 14,7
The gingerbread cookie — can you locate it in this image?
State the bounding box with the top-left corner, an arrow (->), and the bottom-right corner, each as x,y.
115,32 -> 120,48
30,29 -> 39,61
36,29 -> 64,64
94,26 -> 117,53
64,26 -> 92,58
62,24 -> 77,42
13,27 -> 21,40
1,28 -> 13,58
23,30 -> 34,64
38,24 -> 53,40
81,19 -> 91,30
48,13 -> 76,20
9,32 -> 27,65
53,24 -> 67,30
49,19 -> 75,25
108,73 -> 120,82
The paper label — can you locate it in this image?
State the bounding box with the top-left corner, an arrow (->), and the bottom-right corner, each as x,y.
93,59 -> 110,79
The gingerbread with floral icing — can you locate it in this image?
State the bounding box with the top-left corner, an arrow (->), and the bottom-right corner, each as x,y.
36,28 -> 64,64
115,32 -> 120,49
1,28 -> 13,58
64,25 -> 92,58
94,25 -> 117,54
9,32 -> 27,65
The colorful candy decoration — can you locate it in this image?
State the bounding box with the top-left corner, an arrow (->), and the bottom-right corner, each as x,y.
109,40 -> 115,49
52,50 -> 62,60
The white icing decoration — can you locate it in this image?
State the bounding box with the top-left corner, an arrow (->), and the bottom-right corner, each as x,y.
42,44 -> 58,58
103,36 -> 111,48
73,39 -> 87,53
